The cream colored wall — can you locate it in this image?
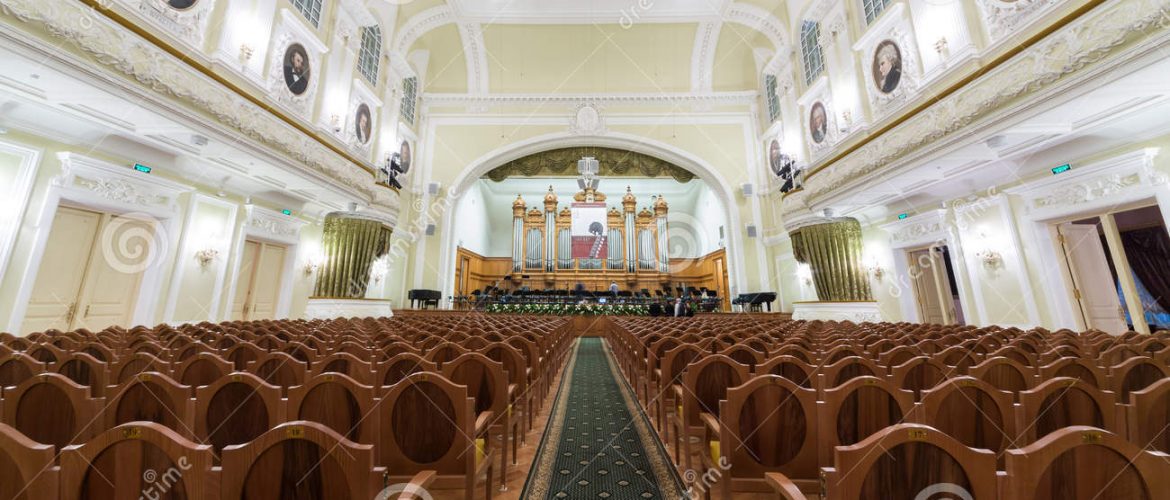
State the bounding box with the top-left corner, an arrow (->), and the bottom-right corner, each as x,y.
0,131 -> 321,334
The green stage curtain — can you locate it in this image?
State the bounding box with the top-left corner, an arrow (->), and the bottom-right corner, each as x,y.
791,217 -> 873,302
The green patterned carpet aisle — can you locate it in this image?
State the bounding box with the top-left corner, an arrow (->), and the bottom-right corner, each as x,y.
522,338 -> 684,500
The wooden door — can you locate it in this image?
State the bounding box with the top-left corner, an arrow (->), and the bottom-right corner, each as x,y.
73,214 -> 154,331
231,241 -> 260,321
909,248 -> 947,325
714,257 -> 728,311
1059,223 -> 1127,333
250,244 -> 286,320
23,207 -> 101,333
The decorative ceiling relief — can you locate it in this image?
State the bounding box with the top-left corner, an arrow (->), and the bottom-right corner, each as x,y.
568,104 -> 605,136
485,147 -> 695,183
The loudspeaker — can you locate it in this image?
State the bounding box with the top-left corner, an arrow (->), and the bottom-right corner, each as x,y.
425,223 -> 436,236
741,183 -> 754,196
746,224 -> 758,238
428,182 -> 441,195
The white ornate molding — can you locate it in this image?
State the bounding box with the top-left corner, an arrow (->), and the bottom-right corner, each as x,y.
267,9 -> 329,118
456,22 -> 489,94
0,0 -> 397,214
0,139 -> 40,288
393,5 -> 455,54
54,152 -> 193,216
783,0 -> 1170,220
568,103 -> 605,136
724,2 -> 787,52
1004,148 -> 1164,219
852,4 -> 922,117
124,0 -> 215,49
797,77 -> 837,158
977,0 -> 1062,42
881,209 -> 949,249
245,205 -> 306,244
690,21 -> 721,92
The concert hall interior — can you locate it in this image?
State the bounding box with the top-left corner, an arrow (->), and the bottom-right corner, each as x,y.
2,0 -> 1170,498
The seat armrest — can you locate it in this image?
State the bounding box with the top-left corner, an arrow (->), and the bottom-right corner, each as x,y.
764,472 -> 808,500
699,413 -> 721,436
475,411 -> 495,437
396,470 -> 438,500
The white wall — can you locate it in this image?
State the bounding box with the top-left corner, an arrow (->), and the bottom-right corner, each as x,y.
451,182 -> 494,256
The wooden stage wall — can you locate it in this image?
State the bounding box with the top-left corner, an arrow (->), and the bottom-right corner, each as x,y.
452,246 -> 731,311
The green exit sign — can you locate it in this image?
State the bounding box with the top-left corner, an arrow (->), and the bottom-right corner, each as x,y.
897,213 -> 909,220
1051,164 -> 1072,175
133,163 -> 152,174
281,209 -> 292,216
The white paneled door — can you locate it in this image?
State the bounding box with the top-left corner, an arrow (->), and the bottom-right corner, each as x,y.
231,240 -> 287,321
23,207 -> 154,334
1059,223 -> 1128,334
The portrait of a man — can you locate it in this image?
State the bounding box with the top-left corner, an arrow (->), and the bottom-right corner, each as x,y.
768,139 -> 783,177
355,104 -> 372,145
873,40 -> 902,94
809,102 -> 828,144
282,44 -> 311,96
167,0 -> 197,9
398,140 -> 412,175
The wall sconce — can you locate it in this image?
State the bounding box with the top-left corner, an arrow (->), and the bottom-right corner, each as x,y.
934,37 -> 950,59
194,248 -> 219,268
303,261 -> 319,276
238,44 -> 254,64
839,110 -> 853,133
330,114 -> 342,133
975,249 -> 1003,270
867,262 -> 885,281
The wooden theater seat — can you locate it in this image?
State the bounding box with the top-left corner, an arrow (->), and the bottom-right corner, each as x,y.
220,421 -> 384,499
105,372 -> 195,440
1,373 -> 102,451
442,352 -> 513,485
1127,378 -> 1170,455
914,376 -> 1016,463
194,372 -> 284,457
174,351 -> 233,389
1001,426 -> 1170,499
1016,377 -> 1121,445
670,354 -> 749,471
0,423 -> 58,500
818,423 -> 997,499
819,376 -> 914,463
58,422 -> 216,500
374,372 -> 495,500
288,372 -> 376,444
702,374 -> 819,497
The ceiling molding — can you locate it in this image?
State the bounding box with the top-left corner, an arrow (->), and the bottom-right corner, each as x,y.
724,3 -> 788,53
456,22 -> 489,94
392,5 -> 455,54
690,21 -> 721,92
423,90 -> 759,107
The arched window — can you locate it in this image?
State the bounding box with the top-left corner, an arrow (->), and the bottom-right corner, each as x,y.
400,76 -> 418,125
764,74 -> 781,123
290,0 -> 323,27
800,21 -> 824,85
862,0 -> 894,25
358,25 -> 382,84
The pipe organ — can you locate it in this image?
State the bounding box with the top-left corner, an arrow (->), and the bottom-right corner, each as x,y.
509,185 -> 672,290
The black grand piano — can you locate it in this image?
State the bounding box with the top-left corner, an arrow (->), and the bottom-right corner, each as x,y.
733,292 -> 777,312
408,289 -> 442,309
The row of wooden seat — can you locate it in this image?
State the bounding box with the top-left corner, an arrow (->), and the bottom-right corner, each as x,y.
0,313 -> 574,500
604,317 -> 1170,499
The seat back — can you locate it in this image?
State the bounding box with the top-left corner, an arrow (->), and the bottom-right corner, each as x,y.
1002,426 -> 1170,499
1,373 -> 102,451
58,422 -> 215,500
288,373 -> 375,443
220,421 -> 381,500
0,423 -> 57,500
194,372 -> 283,458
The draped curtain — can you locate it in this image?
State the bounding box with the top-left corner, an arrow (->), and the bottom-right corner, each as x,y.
791,217 -> 872,301
1120,227 -> 1170,312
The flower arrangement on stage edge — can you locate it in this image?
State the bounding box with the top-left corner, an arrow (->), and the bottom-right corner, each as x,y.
485,303 -> 650,316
